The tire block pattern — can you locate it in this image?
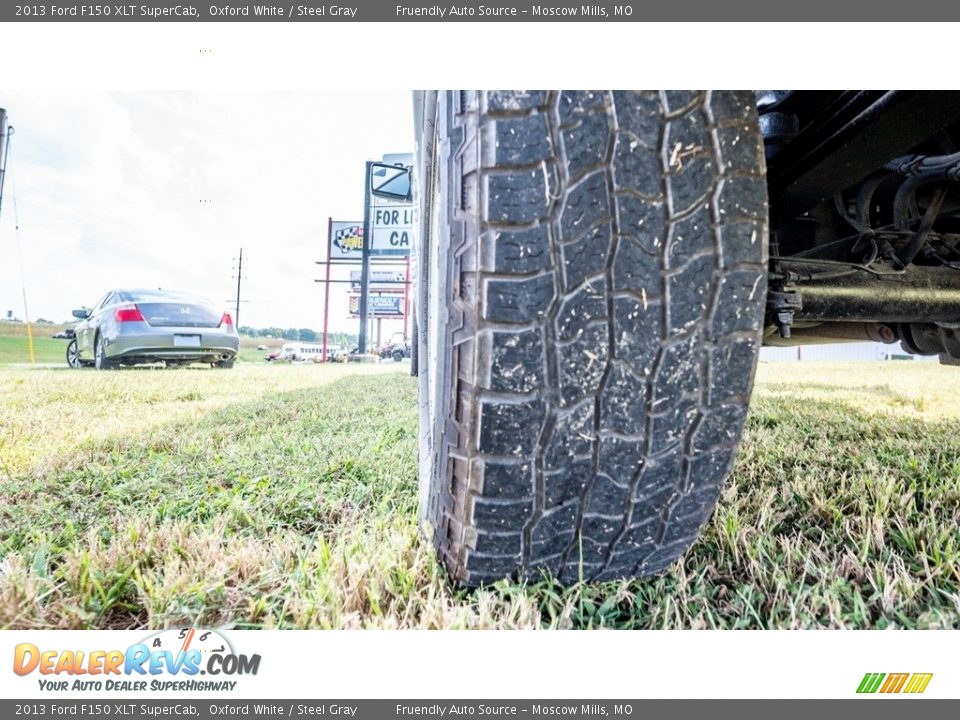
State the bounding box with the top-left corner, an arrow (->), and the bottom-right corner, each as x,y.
432,91 -> 767,586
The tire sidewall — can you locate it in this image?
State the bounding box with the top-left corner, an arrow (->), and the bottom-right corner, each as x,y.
66,339 -> 81,369
416,91 -> 453,534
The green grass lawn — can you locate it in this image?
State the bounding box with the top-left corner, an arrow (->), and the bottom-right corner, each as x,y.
0,334 -> 70,365
0,361 -> 958,629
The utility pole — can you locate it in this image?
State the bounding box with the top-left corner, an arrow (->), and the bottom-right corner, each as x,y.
0,108 -> 12,220
1,110 -> 31,363
232,248 -> 244,327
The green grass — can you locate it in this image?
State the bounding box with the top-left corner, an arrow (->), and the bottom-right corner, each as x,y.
1,362 -> 958,629
238,348 -> 270,363
0,334 -> 69,364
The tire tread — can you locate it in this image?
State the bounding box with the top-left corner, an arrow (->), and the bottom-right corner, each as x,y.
426,91 -> 767,586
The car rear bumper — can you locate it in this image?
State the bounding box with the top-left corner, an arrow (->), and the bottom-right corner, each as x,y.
104,328 -> 239,362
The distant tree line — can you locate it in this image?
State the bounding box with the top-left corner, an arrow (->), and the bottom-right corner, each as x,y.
237,326 -> 357,346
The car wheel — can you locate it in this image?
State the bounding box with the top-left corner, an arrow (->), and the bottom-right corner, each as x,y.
94,333 -> 117,371
214,358 -> 235,369
417,90 -> 768,586
66,339 -> 83,369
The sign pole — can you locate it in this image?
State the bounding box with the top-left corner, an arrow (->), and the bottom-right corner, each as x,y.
322,217 -> 332,362
358,162 -> 373,354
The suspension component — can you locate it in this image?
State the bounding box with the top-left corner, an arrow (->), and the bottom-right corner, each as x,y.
900,322 -> 960,363
763,321 -> 898,346
779,262 -> 960,324
767,283 -> 803,338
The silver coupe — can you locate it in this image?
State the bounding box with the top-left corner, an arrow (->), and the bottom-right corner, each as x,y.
68,288 -> 239,370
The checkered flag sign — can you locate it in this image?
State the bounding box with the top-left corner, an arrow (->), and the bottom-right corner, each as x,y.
332,224 -> 364,254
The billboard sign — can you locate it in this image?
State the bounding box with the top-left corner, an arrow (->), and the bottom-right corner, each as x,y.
368,156 -> 415,258
369,199 -> 414,256
350,269 -> 406,293
330,221 -> 364,258
349,294 -> 403,318
330,210 -> 413,259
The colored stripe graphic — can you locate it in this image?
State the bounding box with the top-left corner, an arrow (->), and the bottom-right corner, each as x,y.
857,672 -> 932,694
857,673 -> 885,693
880,673 -> 909,693
904,674 -> 933,694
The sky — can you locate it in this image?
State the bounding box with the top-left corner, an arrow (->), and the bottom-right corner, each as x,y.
0,91 -> 414,337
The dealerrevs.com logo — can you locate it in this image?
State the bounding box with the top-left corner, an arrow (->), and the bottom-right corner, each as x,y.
857,673 -> 933,695
13,628 -> 260,692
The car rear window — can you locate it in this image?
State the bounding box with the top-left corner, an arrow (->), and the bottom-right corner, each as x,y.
136,303 -> 224,327
117,290 -> 209,304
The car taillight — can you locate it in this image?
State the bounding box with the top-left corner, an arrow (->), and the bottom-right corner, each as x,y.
115,305 -> 145,323
221,313 -> 233,326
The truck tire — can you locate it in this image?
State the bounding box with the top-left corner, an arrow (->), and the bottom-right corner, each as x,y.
416,91 -> 768,586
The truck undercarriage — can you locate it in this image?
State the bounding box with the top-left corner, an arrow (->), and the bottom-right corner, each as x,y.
761,90 -> 960,363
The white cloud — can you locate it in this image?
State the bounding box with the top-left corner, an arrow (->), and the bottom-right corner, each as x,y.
0,91 -> 414,337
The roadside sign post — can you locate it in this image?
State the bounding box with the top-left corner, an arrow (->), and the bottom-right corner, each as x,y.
358,161 -> 373,354
321,217 -> 333,362
317,155 -> 413,359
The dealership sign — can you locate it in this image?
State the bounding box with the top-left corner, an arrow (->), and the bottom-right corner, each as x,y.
369,199 -> 414,257
330,210 -> 413,259
350,269 -> 406,293
330,221 -> 364,258
349,294 -> 403,318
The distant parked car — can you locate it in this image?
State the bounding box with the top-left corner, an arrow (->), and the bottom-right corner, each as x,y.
378,335 -> 410,362
257,344 -> 268,351
69,288 -> 239,370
